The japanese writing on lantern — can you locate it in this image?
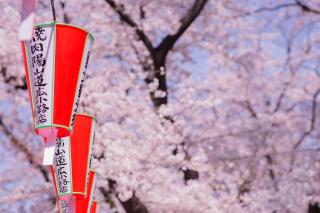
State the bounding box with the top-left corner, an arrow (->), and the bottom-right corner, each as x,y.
30,26 -> 49,124
88,129 -> 95,170
54,138 -> 71,194
87,128 -> 95,191
70,50 -> 91,126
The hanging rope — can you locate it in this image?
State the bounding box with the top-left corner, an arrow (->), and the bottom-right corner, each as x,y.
51,0 -> 56,22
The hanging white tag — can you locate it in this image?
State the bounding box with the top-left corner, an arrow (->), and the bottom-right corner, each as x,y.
43,136 -> 56,165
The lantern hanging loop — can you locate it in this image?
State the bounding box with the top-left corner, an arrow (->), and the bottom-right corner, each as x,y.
51,0 -> 56,22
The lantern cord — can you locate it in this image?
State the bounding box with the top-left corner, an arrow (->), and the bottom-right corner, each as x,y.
51,0 -> 56,22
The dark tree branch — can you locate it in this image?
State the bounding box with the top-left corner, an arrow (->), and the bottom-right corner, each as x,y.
237,145 -> 260,200
237,145 -> 259,199
59,1 -> 70,23
0,67 -> 27,90
244,100 -> 258,118
272,90 -> 286,113
0,115 -> 50,182
236,0 -> 320,17
100,179 -> 149,213
295,0 -> 320,14
237,179 -> 251,199
139,5 -> 145,20
250,3 -> 297,14
105,0 -> 208,108
264,154 -> 279,191
155,0 -> 208,55
214,148 -> 320,162
272,81 -> 292,114
182,168 -> 199,183
117,192 -> 149,213
293,88 -> 320,149
309,203 -> 320,213
150,0 -> 208,108
104,0 -> 154,52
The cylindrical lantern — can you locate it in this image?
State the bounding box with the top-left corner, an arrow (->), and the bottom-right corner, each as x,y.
51,114 -> 96,200
76,171 -> 96,213
21,23 -> 94,164
55,171 -> 96,213
50,165 -> 75,213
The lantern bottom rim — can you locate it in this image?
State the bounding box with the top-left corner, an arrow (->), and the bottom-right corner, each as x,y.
35,124 -> 72,138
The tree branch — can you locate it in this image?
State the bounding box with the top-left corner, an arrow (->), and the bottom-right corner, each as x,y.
100,179 -> 149,213
0,67 -> 27,90
59,1 -> 70,23
295,0 -> 320,14
104,0 -> 154,53
0,115 -> 50,182
150,0 -> 208,108
244,100 -> 258,118
213,147 -> 320,162
293,88 -> 320,149
105,0 -> 208,109
236,0 -> 320,18
264,154 -> 279,191
155,0 -> 208,54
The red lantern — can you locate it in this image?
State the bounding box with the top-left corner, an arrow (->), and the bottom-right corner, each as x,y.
21,22 -> 94,164
55,171 -> 96,213
76,171 -> 96,213
51,114 -> 96,200
50,165 -> 75,213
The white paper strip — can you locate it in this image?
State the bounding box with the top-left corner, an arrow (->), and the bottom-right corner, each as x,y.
41,128 -> 57,165
43,143 -> 55,165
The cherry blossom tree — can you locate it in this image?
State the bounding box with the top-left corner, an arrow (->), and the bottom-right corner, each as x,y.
0,0 -> 320,212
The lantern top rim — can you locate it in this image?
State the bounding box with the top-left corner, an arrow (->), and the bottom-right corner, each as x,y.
76,113 -> 97,122
34,22 -> 94,43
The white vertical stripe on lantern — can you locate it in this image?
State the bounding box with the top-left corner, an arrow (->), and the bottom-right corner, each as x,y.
85,119 -> 95,195
69,34 -> 93,127
25,25 -> 54,128
53,137 -> 73,196
88,118 -> 95,170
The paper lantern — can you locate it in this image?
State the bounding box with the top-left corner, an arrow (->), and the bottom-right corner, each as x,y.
21,22 -> 94,164
50,165 -> 76,213
50,167 -> 74,213
76,171 -> 96,213
55,171 -> 96,213
51,114 -> 96,200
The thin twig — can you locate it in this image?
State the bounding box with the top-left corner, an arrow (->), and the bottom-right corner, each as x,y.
51,0 -> 56,22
